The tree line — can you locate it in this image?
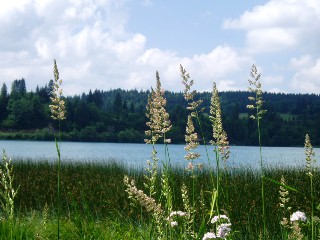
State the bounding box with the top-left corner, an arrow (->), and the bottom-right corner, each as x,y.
0,78 -> 319,146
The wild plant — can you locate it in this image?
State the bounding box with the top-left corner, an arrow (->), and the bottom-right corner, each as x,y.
209,82 -> 230,220
125,71 -> 173,239
49,59 -> 66,239
124,69 -> 233,239
124,175 -> 164,238
278,175 -> 292,238
180,68 -> 232,238
0,151 -> 19,239
180,65 -> 231,226
203,214 -> 232,239
247,64 -> 267,239
180,64 -> 204,233
0,151 -> 18,223
304,134 -> 317,239
0,151 -> 18,222
289,211 -> 307,240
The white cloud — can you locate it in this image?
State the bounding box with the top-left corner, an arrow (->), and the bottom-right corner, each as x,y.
4,0 -> 311,95
264,75 -> 284,85
136,45 -> 252,92
290,55 -> 313,68
292,58 -> 320,93
223,0 -> 320,53
0,1 -> 250,94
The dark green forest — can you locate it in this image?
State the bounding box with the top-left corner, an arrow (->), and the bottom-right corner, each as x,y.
0,78 -> 319,146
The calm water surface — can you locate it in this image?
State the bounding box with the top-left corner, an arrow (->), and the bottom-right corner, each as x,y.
0,140 -> 317,169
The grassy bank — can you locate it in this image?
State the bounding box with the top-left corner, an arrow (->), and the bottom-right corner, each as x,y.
3,159 -> 317,239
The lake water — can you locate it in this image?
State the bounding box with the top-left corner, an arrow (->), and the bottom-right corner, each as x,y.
0,140 -> 317,169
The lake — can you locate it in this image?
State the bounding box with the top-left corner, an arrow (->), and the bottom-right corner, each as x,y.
0,140 -> 317,169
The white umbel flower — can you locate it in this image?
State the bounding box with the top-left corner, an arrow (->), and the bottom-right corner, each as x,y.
202,232 -> 216,239
216,223 -> 232,238
290,211 -> 307,222
211,214 -> 230,224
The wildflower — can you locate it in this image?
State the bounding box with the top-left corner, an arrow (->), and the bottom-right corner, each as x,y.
290,211 -> 307,222
170,211 -> 187,218
206,214 -> 232,239
202,232 -> 217,239
167,211 -> 188,228
211,214 -> 230,224
216,223 -> 232,238
170,221 -> 178,227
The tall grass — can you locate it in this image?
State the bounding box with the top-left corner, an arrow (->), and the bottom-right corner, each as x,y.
49,59 -> 66,239
247,64 -> 267,239
1,159 -> 316,239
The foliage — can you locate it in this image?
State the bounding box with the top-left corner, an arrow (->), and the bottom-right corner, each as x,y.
1,78 -> 320,145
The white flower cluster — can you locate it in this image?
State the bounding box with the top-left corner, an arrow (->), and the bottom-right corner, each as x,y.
203,232 -> 217,240
170,211 -> 187,218
290,211 -> 307,222
203,214 -> 231,239
167,211 -> 188,227
211,214 -> 230,224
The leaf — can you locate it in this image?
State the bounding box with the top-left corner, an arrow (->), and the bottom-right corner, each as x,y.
263,176 -> 299,193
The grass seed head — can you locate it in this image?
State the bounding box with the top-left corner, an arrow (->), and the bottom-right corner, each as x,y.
49,59 -> 66,121
247,64 -> 266,120
210,83 -> 230,161
145,72 -> 171,144
304,133 -> 315,177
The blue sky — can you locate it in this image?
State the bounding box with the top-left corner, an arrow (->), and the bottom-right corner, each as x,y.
0,0 -> 319,95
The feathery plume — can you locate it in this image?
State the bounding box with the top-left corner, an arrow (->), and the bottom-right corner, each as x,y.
145,72 -> 171,144
246,64 -> 266,120
49,60 -> 66,121
304,134 -> 315,177
210,83 -> 230,161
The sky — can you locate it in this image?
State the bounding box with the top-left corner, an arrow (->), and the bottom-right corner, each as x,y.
0,0 -> 319,96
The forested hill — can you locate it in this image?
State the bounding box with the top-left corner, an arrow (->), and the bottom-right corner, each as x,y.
0,78 -> 320,146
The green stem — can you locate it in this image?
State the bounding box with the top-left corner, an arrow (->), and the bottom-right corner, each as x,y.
195,112 -> 214,181
311,175 -> 314,240
191,159 -> 195,231
215,146 -> 220,217
257,105 -> 266,240
55,120 -> 61,240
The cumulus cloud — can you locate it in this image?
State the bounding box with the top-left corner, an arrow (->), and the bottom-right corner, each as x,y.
2,0 -> 319,95
292,58 -> 320,93
0,0 -> 254,95
223,0 -> 320,54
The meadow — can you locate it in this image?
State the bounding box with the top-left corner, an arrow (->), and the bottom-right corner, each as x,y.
0,159 -> 317,239
0,62 -> 319,239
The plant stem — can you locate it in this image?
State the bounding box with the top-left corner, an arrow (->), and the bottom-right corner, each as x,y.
311,175 -> 314,240
55,120 -> 61,240
257,104 -> 266,240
